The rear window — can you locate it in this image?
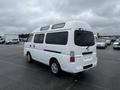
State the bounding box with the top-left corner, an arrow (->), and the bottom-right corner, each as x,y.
34,34 -> 44,43
46,31 -> 68,45
74,30 -> 95,46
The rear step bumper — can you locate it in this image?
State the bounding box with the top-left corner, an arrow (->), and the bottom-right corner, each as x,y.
82,51 -> 93,55
83,64 -> 93,69
62,61 -> 97,73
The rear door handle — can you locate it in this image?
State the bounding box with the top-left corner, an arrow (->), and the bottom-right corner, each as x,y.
33,45 -> 35,48
29,45 -> 32,47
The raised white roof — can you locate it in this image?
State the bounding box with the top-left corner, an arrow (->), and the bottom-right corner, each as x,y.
32,20 -> 92,33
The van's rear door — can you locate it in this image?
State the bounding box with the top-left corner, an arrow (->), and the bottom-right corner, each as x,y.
73,30 -> 96,66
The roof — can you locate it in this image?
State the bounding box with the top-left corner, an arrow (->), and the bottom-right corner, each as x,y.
32,20 -> 92,33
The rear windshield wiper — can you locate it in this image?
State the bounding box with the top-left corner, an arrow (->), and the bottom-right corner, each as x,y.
86,39 -> 94,49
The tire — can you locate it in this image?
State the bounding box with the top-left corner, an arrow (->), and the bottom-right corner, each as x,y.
113,47 -> 117,50
26,53 -> 32,63
50,60 -> 61,75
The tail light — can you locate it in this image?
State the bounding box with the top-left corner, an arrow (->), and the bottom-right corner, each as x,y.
70,51 -> 75,63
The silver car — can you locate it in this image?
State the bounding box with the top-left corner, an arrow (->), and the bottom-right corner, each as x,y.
113,39 -> 120,49
106,39 -> 111,45
103,37 -> 111,45
96,39 -> 107,49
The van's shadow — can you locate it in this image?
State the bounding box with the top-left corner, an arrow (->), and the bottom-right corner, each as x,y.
30,60 -> 93,81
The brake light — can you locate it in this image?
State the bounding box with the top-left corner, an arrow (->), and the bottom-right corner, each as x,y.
70,51 -> 75,63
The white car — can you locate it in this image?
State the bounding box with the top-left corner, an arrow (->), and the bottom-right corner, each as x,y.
6,39 -> 19,44
96,39 -> 107,49
113,39 -> 120,49
105,39 -> 111,45
11,39 -> 19,44
24,21 -> 97,75
101,37 -> 111,45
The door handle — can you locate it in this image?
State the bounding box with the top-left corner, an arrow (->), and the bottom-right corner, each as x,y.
29,45 -> 32,47
33,45 -> 35,48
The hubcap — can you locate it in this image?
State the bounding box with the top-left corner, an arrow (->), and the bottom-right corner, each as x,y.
51,63 -> 58,74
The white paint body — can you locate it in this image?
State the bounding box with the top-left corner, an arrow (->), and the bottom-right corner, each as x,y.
24,21 -> 97,73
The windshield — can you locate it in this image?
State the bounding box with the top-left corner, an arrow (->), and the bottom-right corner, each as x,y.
97,39 -> 106,42
74,30 -> 95,46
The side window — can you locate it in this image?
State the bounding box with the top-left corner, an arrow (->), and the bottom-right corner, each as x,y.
34,34 -> 39,43
51,23 -> 65,29
27,34 -> 33,42
39,34 -> 44,43
46,31 -> 68,45
34,34 -> 44,43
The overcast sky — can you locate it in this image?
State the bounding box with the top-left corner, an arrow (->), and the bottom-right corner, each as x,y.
0,0 -> 120,34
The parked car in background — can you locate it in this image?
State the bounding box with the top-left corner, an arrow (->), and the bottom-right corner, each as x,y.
96,39 -> 107,49
4,34 -> 19,44
104,37 -> 111,45
101,37 -> 111,45
0,38 -> 5,44
6,39 -> 19,44
11,39 -> 19,44
111,37 -> 116,42
113,39 -> 120,49
105,39 -> 111,45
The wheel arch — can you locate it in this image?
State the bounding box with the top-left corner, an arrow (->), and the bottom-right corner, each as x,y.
49,57 -> 60,67
26,51 -> 31,55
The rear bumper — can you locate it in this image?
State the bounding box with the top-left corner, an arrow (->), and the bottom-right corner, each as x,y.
62,58 -> 97,73
113,46 -> 120,49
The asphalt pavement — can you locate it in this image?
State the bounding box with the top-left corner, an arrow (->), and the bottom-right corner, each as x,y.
0,44 -> 120,90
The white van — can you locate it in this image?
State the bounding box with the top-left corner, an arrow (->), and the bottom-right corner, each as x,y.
24,21 -> 97,75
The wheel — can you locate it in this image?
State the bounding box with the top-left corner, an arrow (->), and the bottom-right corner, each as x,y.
26,53 -> 32,63
50,60 -> 61,75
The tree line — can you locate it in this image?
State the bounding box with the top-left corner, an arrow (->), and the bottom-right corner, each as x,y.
19,34 -> 30,38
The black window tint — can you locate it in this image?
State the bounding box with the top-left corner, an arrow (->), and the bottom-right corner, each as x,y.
46,32 -> 68,45
34,34 -> 44,43
34,34 -> 39,43
39,34 -> 44,43
27,34 -> 33,42
74,30 -> 95,46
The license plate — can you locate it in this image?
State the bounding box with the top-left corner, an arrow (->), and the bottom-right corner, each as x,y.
84,56 -> 92,61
